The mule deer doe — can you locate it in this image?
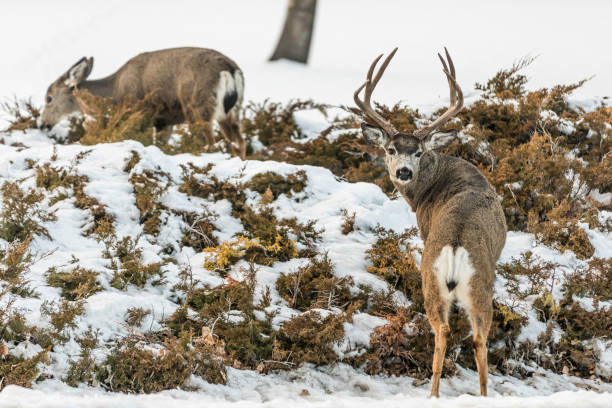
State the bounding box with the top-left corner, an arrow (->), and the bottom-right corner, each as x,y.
40,47 -> 245,158
354,48 -> 507,397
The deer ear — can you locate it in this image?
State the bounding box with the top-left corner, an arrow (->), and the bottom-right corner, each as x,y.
361,123 -> 390,147
63,57 -> 94,88
423,131 -> 456,151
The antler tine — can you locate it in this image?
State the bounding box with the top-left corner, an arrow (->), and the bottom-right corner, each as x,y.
415,48 -> 464,139
370,48 -> 398,95
438,50 -> 455,106
354,48 -> 398,136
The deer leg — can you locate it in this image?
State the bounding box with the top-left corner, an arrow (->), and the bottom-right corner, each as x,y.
184,104 -> 216,147
425,299 -> 450,398
218,115 -> 245,160
469,309 -> 492,396
430,322 -> 450,398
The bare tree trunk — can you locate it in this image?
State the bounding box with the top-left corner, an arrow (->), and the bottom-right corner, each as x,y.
269,0 -> 317,64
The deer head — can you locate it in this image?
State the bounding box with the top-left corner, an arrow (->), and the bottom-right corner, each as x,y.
40,57 -> 94,129
354,47 -> 463,185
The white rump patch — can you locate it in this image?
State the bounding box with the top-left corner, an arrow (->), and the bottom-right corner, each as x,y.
433,245 -> 475,309
214,69 -> 244,122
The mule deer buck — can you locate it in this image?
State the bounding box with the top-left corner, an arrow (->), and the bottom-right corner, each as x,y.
40,47 -> 246,158
354,48 -> 507,397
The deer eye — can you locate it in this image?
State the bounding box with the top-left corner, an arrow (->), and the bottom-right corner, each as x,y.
46,96 -> 52,103
387,148 -> 396,155
415,151 -> 422,158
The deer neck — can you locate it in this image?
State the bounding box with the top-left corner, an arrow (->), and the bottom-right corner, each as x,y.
399,152 -> 449,239
80,74 -> 116,98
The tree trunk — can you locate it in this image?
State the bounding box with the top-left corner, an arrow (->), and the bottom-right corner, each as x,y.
269,0 -> 317,64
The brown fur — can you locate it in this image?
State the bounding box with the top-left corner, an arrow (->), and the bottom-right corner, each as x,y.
40,47 -> 245,158
356,47 -> 505,396
362,124 -> 507,397
402,151 -> 506,396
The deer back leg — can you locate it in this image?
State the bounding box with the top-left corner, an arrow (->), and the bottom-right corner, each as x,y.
469,306 -> 493,396
424,291 -> 451,398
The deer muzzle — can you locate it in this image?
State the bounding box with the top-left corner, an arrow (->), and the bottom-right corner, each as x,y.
396,167 -> 413,181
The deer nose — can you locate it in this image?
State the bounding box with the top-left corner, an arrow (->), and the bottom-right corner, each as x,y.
396,167 -> 412,181
40,122 -> 52,131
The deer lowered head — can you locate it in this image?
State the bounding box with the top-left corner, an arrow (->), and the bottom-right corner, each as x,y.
40,57 -> 94,130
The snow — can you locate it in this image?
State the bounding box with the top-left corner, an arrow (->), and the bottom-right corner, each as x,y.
2,369 -> 612,408
1,0 -> 612,406
1,124 -> 611,406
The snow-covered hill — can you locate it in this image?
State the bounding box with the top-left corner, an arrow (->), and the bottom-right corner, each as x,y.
0,117 -> 611,406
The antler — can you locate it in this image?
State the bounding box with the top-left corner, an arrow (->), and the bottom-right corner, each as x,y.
414,47 -> 464,139
354,48 -> 398,136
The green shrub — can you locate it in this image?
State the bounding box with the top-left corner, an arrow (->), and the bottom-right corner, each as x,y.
46,267 -> 102,301
0,182 -> 55,242
276,253 -> 362,311
365,227 -> 422,309
104,236 -> 165,290
95,336 -> 226,393
275,311 -> 344,367
1,98 -> 40,132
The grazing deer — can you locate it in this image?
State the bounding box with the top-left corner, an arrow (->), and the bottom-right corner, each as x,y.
40,47 -> 246,158
354,48 -> 507,397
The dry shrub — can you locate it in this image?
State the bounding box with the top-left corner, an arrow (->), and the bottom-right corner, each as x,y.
486,132 -> 582,230
0,351 -> 49,391
72,89 -> 157,146
73,178 -> 115,239
1,97 -> 40,132
125,307 -> 152,327
35,163 -> 83,192
274,311 -> 344,367
179,210 -> 219,251
95,335 -> 226,393
0,182 -> 55,242
242,99 -> 327,147
128,169 -> 170,236
498,251 -> 558,300
365,227 -> 422,309
46,266 -> 102,301
167,276 -> 276,370
341,209 -> 356,235
178,163 -> 245,208
163,122 -> 210,155
529,324 -> 601,379
103,236 -> 165,290
39,299 -> 85,344
65,328 -> 100,387
66,350 -> 97,387
474,56 -> 535,100
276,253 -> 361,311
123,150 -> 141,173
248,170 -> 307,200
243,100 -> 409,196
179,164 -> 320,258
40,299 -> 85,333
557,301 -> 611,342
527,200 -> 594,260
487,301 -> 529,373
0,234 -> 34,296
563,257 -> 612,301
364,309 -> 437,379
201,202 -> 320,272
